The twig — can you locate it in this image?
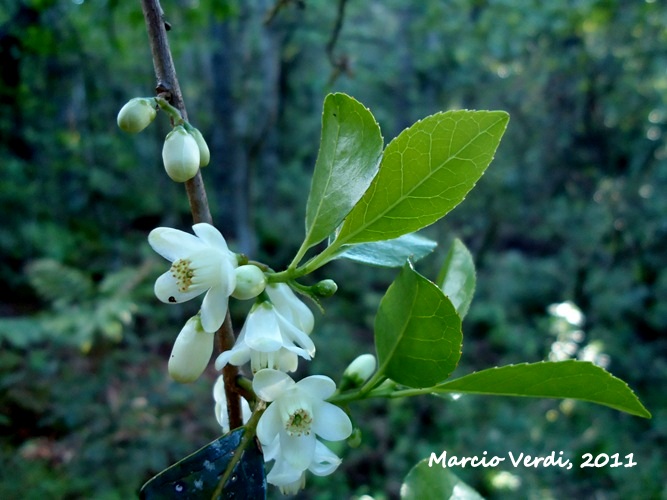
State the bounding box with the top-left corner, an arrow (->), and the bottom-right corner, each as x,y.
139,0 -> 243,429
264,0 -> 305,25
140,0 -> 212,225
326,0 -> 351,83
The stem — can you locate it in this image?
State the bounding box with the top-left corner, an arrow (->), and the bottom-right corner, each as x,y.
140,0 -> 213,225
329,383 -> 433,405
140,0 -> 241,427
210,401 -> 266,500
269,240 -> 344,283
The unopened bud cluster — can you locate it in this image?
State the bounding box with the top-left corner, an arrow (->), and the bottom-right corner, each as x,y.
117,97 -> 210,183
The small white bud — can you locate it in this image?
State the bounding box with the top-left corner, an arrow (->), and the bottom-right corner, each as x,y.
162,125 -> 200,182
117,97 -> 156,133
168,316 -> 213,383
341,354 -> 376,388
232,264 -> 267,300
189,127 -> 210,167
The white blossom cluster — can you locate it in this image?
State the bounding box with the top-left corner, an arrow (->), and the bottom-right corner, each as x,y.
148,223 -> 368,494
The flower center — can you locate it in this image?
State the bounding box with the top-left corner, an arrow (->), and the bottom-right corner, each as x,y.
285,408 -> 312,436
170,259 -> 195,292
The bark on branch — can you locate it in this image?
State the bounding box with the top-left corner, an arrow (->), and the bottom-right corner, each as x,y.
140,0 -> 242,430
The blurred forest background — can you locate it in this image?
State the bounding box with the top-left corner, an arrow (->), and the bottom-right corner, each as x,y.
0,0 -> 665,498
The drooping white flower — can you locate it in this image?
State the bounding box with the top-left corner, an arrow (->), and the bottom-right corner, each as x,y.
252,369 -> 352,489
212,375 -> 252,434
148,223 -> 238,333
214,298 -> 315,373
265,283 -> 314,334
168,315 -> 213,383
262,434 -> 342,493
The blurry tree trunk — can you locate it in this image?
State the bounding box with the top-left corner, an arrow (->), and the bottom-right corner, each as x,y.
209,1 -> 282,256
0,4 -> 39,160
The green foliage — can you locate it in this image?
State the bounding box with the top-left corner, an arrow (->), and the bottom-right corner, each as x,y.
335,111 -> 509,244
433,361 -> 651,419
438,238 -> 476,319
302,93 -> 383,256
335,232 -> 437,268
375,263 -> 462,388
0,0 -> 664,498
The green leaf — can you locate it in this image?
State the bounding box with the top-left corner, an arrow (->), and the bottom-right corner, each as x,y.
437,238 -> 476,319
433,361 -> 651,418
336,110 -> 509,245
401,458 -> 484,500
26,258 -> 94,306
0,317 -> 47,348
375,262 -> 462,388
303,93 -> 383,251
336,232 -> 437,268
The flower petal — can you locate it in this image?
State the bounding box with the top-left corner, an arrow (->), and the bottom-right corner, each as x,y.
266,283 -> 314,333
244,305 -> 283,352
295,375 -> 336,400
262,434 -> 281,462
309,440 -> 342,477
200,285 -> 228,333
218,252 -> 237,297
154,271 -> 205,304
148,227 -> 206,261
276,313 -> 316,356
192,223 -> 232,253
214,344 -> 250,370
277,350 -> 299,373
266,456 -> 304,487
256,399 -> 283,445
253,369 -> 295,402
213,375 -> 225,404
312,401 -> 352,441
280,431 -> 316,471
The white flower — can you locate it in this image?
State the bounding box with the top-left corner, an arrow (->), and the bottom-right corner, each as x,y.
213,375 -> 252,434
263,435 -> 342,493
168,315 -> 213,383
214,299 -> 315,373
252,369 -> 352,488
149,223 -> 238,333
265,283 -> 314,334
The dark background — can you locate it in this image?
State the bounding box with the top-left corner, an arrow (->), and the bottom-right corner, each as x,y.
0,0 -> 665,498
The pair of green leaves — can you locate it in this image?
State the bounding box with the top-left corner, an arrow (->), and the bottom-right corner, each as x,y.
295,93 -> 509,270
372,248 -> 650,419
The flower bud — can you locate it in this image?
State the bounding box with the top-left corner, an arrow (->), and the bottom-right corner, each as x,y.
117,97 -> 157,134
313,278 -> 338,298
162,125 -> 200,182
347,427 -> 362,448
340,353 -> 376,390
189,127 -> 210,167
168,316 -> 213,383
232,264 -> 267,300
